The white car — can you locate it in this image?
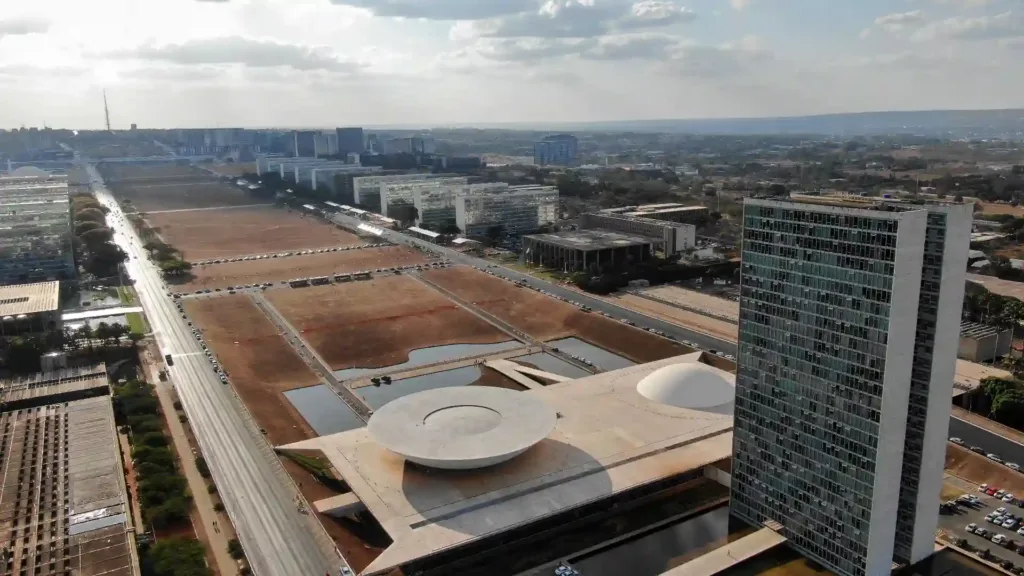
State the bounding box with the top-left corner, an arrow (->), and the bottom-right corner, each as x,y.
989,454 -> 1004,464
1002,518 -> 1017,529
1006,494 -> 1017,503
993,534 -> 1008,545
1010,463 -> 1021,471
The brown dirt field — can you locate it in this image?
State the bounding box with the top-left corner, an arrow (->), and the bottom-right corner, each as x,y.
100,163 -> 200,180
423,267 -> 690,364
946,443 -> 1024,495
115,181 -> 262,212
183,295 -> 320,445
266,275 -> 510,370
147,207 -> 364,260
179,246 -> 429,291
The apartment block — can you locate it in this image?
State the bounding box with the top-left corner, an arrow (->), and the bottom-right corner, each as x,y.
730,197 -> 971,576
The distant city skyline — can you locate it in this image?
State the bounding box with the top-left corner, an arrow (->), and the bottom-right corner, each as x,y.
2,0 -> 1024,128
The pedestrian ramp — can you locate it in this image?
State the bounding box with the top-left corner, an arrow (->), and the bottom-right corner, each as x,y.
658,525 -> 787,576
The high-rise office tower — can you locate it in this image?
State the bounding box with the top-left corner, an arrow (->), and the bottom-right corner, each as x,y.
730,196 -> 972,576
336,127 -> 365,156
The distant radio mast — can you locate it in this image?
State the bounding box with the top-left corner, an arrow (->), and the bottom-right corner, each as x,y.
103,90 -> 112,132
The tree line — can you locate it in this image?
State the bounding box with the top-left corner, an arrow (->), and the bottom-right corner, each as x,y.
71,194 -> 127,279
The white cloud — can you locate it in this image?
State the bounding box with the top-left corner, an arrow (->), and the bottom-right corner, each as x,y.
860,10 -> 927,38
107,37 -> 363,73
729,0 -> 753,11
913,11 -> 1024,41
327,0 -> 536,20
0,17 -> 50,37
453,0 -> 694,40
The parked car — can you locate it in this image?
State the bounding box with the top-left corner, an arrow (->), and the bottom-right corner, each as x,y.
972,446 -> 987,454
1010,463 -> 1021,472
991,454 -> 1005,464
950,437 -> 965,445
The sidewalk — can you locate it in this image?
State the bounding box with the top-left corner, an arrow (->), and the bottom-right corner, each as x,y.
142,349 -> 238,576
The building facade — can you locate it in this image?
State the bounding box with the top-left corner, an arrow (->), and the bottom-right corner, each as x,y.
336,127 -> 365,155
352,173 -> 440,213
534,134 -> 578,166
291,130 -> 317,158
0,175 -> 75,285
579,212 -> 695,255
730,198 -> 971,576
456,185 -> 558,237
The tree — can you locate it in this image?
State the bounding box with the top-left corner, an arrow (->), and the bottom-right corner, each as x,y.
144,537 -> 211,576
227,539 -> 245,560
75,207 -> 106,224
993,389 -> 1024,428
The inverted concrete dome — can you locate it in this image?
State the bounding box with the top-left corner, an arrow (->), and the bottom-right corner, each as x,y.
368,387 -> 557,470
636,363 -> 734,410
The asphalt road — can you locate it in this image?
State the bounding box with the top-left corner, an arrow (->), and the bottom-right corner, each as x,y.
938,490 -> 1024,570
327,211 -> 738,357
950,417 -> 1024,469
85,164 -> 345,576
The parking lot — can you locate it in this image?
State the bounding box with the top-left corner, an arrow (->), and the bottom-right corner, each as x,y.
939,484 -> 1024,571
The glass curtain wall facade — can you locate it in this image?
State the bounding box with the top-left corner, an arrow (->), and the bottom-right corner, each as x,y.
731,198 -> 970,576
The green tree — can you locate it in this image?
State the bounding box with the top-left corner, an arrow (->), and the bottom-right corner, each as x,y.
993,389 -> 1024,428
227,539 -> 244,560
144,537 -> 211,576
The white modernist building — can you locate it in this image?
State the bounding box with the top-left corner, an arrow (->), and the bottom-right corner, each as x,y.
731,196 -> 972,576
379,177 -> 471,219
455,184 -> 558,237
0,171 -> 75,285
353,174 -> 464,213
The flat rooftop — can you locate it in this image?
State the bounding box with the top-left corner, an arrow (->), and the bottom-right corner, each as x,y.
0,280 -> 60,316
0,396 -> 135,576
283,352 -> 734,576
960,320 -> 1005,339
524,229 -> 654,251
1,364 -> 109,407
968,274 -> 1024,301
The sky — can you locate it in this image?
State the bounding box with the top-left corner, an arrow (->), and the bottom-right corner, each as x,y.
1,0 -> 1023,128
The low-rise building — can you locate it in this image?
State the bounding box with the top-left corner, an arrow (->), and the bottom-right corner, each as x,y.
521,229 -> 652,271
579,211 -> 695,255
602,203 -> 709,225
0,364 -> 139,576
959,321 -> 1013,363
0,280 -> 60,336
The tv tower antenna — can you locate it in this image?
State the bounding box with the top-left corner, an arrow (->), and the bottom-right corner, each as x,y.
103,90 -> 111,132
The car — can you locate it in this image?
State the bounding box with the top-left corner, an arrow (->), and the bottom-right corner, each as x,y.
994,534 -> 1009,546
998,508 -> 1008,515
1004,519 -> 1018,530
991,454 -> 1006,464
1016,527 -> 1024,538
1008,494 -> 1018,503
977,527 -> 990,538
990,488 -> 1001,495
1011,463 -> 1022,472
972,446 -> 986,454
968,523 -> 980,533
949,436 -> 965,445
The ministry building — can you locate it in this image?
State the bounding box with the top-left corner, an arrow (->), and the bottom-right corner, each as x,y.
730,196 -> 972,576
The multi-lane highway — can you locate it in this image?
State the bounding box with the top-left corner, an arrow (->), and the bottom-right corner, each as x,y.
84,163 -> 345,576
327,211 -> 739,356
950,416 -> 1024,470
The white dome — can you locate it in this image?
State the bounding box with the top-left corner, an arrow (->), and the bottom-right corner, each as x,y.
636,363 -> 734,410
368,387 -> 557,470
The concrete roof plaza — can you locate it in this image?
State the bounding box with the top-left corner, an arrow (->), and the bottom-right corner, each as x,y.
282,352 -> 734,575
523,229 -> 654,251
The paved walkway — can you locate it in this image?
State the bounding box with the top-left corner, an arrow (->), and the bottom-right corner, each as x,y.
144,354 -> 238,576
